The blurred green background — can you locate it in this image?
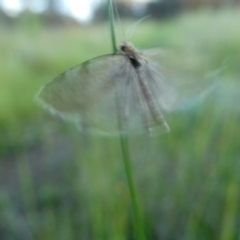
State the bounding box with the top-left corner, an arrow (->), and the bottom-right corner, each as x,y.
1,0 -> 240,239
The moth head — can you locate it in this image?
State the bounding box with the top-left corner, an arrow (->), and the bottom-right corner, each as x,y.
120,42 -> 136,54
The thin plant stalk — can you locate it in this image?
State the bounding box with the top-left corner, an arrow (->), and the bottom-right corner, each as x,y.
108,0 -> 117,54
119,135 -> 145,240
107,1 -> 146,239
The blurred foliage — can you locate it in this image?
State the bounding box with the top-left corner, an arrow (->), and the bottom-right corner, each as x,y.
0,9 -> 240,240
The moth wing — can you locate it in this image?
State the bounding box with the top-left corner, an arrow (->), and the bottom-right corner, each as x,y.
36,54 -> 135,135
143,48 -> 215,111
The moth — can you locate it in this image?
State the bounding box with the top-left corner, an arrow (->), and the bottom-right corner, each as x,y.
36,41 -> 177,136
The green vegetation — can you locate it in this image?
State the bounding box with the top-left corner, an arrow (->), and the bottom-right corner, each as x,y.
1,9 -> 240,240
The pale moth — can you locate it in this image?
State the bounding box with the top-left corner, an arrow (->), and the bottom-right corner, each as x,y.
36,31 -> 177,136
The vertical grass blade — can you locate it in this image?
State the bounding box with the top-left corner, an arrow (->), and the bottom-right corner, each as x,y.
107,1 -> 146,239
119,135 -> 145,240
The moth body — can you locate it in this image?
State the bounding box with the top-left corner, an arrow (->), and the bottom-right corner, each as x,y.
120,42 -> 170,133
36,41 -> 172,136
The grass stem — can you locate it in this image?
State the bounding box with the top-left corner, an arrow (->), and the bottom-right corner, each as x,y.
119,135 -> 146,240
107,1 -> 145,239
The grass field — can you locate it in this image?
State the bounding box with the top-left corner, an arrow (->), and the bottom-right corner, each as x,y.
0,9 -> 240,240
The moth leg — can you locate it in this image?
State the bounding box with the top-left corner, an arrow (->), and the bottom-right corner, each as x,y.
139,95 -> 153,135
136,69 -> 170,133
132,71 -> 153,135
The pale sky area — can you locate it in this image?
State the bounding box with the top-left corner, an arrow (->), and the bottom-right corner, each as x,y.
0,0 -> 151,22
0,0 -> 99,21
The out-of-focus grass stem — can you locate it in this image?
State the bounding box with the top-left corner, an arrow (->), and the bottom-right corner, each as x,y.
107,1 -> 145,239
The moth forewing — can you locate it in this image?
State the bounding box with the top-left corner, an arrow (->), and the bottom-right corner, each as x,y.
37,55 -> 124,131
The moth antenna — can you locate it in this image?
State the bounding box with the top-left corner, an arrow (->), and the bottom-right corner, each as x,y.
126,15 -> 151,40
113,0 -> 126,43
